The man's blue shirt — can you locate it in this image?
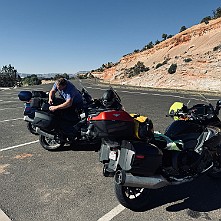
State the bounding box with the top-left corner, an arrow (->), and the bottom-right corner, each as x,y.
52,80 -> 83,106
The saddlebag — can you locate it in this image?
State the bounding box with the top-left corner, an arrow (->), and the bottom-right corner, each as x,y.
33,111 -> 56,131
90,110 -> 134,138
119,140 -> 163,176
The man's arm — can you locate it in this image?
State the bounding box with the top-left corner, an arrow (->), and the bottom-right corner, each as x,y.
48,89 -> 56,105
49,98 -> 73,112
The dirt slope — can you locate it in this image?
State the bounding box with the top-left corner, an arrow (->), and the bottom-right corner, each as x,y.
92,18 -> 221,93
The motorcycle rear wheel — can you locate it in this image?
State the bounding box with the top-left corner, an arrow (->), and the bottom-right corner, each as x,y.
39,135 -> 64,151
114,182 -> 151,211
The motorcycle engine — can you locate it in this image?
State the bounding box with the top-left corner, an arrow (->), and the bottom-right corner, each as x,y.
172,150 -> 212,176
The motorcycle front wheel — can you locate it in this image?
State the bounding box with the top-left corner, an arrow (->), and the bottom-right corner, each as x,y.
114,182 -> 151,211
39,135 -> 64,151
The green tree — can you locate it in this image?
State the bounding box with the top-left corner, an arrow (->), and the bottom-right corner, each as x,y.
155,40 -> 161,45
213,7 -> 221,19
22,75 -> 42,85
179,26 -> 187,33
200,16 -> 212,24
162,33 -> 168,40
167,34 -> 173,39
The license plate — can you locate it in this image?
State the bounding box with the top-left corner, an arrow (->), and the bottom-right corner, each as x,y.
109,151 -> 117,161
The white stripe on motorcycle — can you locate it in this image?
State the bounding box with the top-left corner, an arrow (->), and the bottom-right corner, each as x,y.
0,140 -> 39,152
0,118 -> 23,123
97,204 -> 125,221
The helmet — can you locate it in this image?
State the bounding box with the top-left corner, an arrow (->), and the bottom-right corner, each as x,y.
101,89 -> 118,108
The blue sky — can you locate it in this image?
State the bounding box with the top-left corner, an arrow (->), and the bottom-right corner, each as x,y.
0,0 -> 220,74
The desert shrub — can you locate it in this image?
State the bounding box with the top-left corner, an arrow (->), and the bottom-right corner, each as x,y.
156,63 -> 163,69
125,61 -> 149,78
200,16 -> 212,24
155,59 -> 168,69
179,26 -> 187,33
184,58 -> 192,62
168,64 -> 177,74
213,44 -> 221,51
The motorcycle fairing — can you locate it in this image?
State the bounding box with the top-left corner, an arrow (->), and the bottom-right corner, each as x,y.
165,120 -> 203,147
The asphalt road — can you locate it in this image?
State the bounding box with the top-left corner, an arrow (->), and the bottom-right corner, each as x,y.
1,79 -> 221,221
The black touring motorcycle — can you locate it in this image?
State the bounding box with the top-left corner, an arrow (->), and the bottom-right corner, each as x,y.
18,87 -> 102,150
91,93 -> 221,211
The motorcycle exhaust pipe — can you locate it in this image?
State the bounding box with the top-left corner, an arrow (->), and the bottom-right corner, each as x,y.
115,170 -> 170,189
36,127 -> 55,139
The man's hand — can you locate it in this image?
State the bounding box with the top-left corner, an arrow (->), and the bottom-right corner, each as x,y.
48,98 -> 53,105
49,106 -> 58,112
48,89 -> 56,105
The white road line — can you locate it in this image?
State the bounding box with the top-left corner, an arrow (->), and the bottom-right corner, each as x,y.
0,107 -> 23,111
85,86 -> 214,101
97,204 -> 125,221
0,209 -> 11,221
0,101 -> 14,104
0,118 -> 23,123
0,140 -> 39,152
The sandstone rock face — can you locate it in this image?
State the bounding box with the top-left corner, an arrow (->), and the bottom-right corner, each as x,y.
92,18 -> 221,93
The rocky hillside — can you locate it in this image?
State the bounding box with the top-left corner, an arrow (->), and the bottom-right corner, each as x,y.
92,18 -> 221,93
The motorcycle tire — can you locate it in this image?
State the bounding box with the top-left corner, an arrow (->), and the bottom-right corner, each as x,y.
39,135 -> 64,151
207,167 -> 221,179
27,122 -> 38,135
114,182 -> 151,212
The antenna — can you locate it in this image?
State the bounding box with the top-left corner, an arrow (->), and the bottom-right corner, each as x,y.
199,93 -> 209,103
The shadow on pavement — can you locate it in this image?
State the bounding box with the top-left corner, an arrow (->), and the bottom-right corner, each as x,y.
145,175 -> 221,216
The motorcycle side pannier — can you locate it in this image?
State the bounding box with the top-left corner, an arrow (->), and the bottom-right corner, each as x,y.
33,111 -> 55,131
90,110 -> 134,138
119,140 -> 163,176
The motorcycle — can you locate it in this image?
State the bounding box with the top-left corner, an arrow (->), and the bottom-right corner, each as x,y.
18,86 -> 125,151
18,90 -> 48,135
92,96 -> 221,211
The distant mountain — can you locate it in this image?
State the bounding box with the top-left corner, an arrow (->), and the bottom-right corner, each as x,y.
18,72 -> 87,79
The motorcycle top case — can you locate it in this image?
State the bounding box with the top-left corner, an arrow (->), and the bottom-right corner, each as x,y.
89,110 -> 134,138
32,90 -> 47,98
32,111 -> 55,131
18,91 -> 32,102
119,140 -> 163,176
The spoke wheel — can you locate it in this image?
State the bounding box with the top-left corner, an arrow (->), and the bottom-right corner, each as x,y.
114,182 -> 151,211
39,135 -> 64,151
